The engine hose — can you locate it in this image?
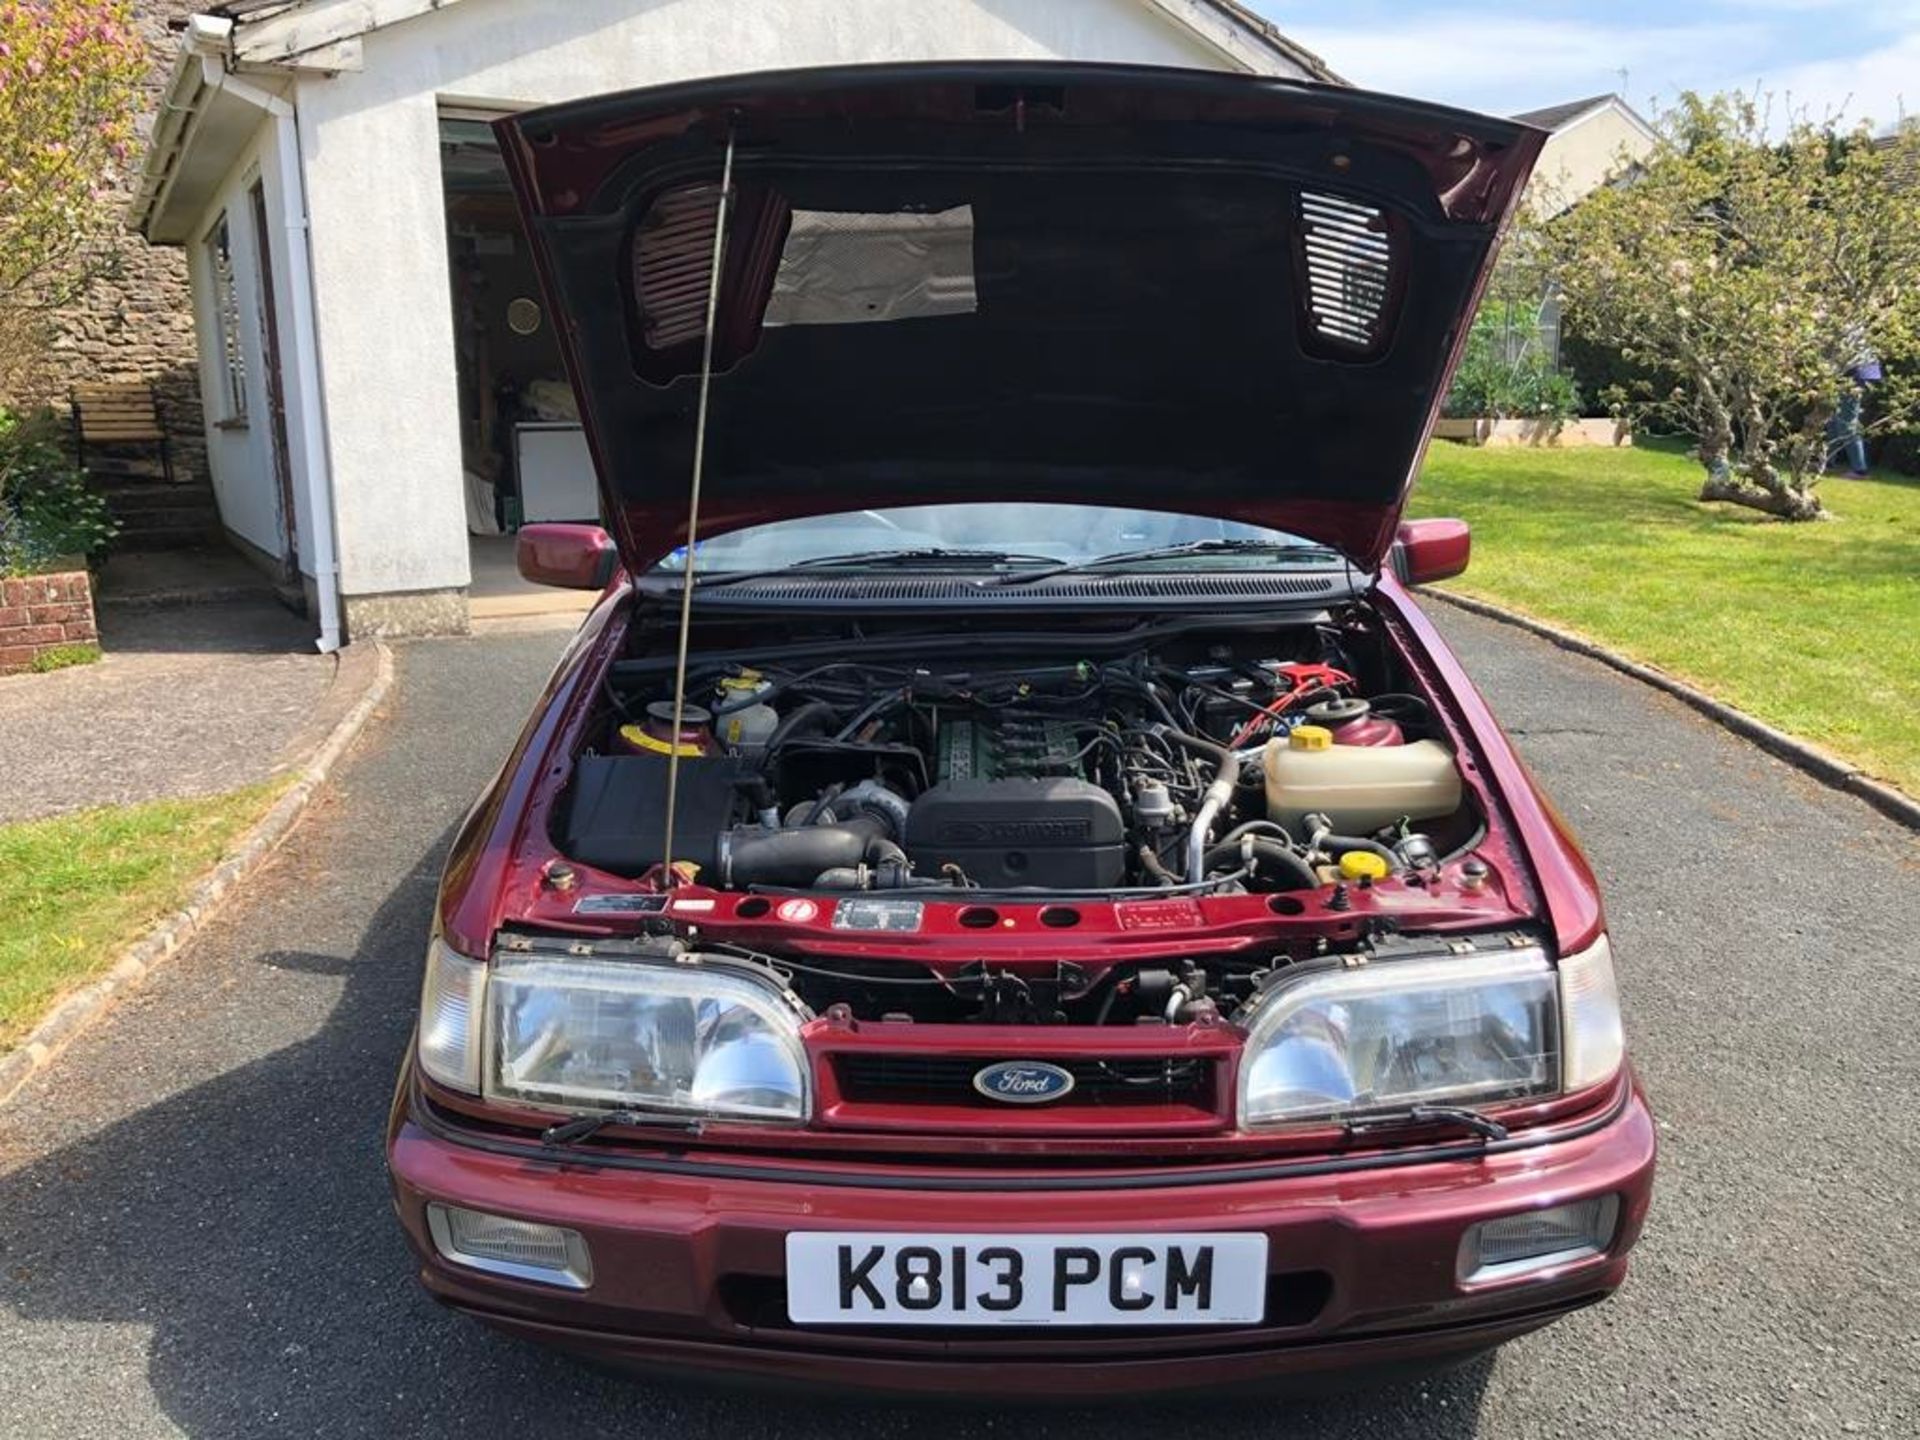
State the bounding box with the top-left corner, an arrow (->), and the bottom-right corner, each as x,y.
814,852 -> 941,890
1137,844 -> 1180,886
834,689 -> 906,742
1202,837 -> 1319,891
1155,728 -> 1240,882
719,816 -> 897,887
1213,819 -> 1293,848
765,700 -> 836,752
1310,831 -> 1401,868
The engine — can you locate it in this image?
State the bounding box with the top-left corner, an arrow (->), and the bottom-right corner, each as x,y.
560,629 -> 1470,897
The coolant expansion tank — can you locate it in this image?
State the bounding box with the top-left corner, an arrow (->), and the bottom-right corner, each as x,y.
1264,728 -> 1461,834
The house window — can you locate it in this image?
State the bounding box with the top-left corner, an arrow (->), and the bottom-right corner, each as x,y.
206,213 -> 248,423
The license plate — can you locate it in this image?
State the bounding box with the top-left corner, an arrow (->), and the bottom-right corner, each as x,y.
784,1232 -> 1268,1326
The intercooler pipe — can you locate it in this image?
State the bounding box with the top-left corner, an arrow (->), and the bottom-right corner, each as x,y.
1155,728 -> 1241,883
718,815 -> 911,888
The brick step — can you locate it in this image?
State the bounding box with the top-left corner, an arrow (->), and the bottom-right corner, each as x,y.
114,524 -> 223,553
88,466 -> 191,492
112,505 -> 223,551
108,494 -> 218,526
100,480 -> 215,511
84,458 -> 175,486
114,498 -> 218,527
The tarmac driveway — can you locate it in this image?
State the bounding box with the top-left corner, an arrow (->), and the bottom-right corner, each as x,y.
0,610 -> 1914,1439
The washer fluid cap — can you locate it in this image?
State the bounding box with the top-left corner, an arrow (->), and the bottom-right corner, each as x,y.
1290,725 -> 1334,751
1338,850 -> 1390,882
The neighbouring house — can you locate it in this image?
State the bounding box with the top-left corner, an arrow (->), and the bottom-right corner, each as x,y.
1511,93 -> 1657,219
127,0 -> 1338,647
1497,93 -> 1658,371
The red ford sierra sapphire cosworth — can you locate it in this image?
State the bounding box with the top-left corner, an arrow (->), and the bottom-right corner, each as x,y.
387,62 -> 1655,1396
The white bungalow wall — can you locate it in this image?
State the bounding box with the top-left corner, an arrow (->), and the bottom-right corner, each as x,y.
184,117 -> 319,579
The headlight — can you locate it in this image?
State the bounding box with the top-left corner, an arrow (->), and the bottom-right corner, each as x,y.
1237,937 -> 1628,1127
484,954 -> 811,1122
1239,947 -> 1560,1126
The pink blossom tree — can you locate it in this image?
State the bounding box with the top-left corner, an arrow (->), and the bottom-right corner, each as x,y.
0,2 -> 147,396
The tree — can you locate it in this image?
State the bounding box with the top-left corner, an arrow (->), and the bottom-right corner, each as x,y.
1547,93 -> 1920,520
0,1 -> 147,398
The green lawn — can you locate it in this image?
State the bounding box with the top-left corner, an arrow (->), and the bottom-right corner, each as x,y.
0,784 -> 283,1051
1408,438 -> 1920,797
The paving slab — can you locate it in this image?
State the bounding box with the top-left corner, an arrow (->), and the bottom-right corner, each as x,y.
0,597 -> 378,824
468,534 -> 597,622
92,548 -> 280,609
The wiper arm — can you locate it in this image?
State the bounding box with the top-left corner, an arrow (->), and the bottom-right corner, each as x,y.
1342,1105 -> 1510,1144
996,538 -> 1327,585
541,1109 -> 705,1146
793,547 -> 1057,568
692,548 -> 1056,588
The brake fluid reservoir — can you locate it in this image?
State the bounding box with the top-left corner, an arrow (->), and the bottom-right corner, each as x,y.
1264,725 -> 1462,834
715,672 -> 779,755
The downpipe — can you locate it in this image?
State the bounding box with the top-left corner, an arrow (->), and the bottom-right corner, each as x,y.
1156,727 -> 1242,883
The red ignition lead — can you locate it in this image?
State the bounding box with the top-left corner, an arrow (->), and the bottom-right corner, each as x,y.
1228,663 -> 1355,748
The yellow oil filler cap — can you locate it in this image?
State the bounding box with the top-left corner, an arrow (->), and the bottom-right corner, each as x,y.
1338,850 -> 1390,883
1289,724 -> 1334,751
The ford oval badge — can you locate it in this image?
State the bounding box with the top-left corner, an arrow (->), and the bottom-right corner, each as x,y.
973,1060 -> 1076,1104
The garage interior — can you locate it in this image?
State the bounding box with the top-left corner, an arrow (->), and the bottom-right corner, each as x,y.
438,115 -> 599,614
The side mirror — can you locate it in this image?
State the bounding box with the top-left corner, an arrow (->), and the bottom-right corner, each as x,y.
516,523 -> 619,590
1395,518 -> 1470,585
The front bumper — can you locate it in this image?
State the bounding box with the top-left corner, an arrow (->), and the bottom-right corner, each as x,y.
387,1079 -> 1655,1398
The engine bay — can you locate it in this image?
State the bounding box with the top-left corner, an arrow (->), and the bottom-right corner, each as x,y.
559,615 -> 1479,904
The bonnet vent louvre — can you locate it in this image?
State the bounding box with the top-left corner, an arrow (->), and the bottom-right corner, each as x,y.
1298,190 -> 1393,353
632,183 -> 722,349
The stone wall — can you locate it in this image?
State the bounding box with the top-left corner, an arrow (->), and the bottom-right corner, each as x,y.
29,2 -> 207,485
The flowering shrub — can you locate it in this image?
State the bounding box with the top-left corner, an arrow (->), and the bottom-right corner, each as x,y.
0,2 -> 148,392
1443,323 -> 1582,422
0,407 -> 117,576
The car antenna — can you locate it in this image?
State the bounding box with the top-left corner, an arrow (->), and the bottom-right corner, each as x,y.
660,121 -> 736,886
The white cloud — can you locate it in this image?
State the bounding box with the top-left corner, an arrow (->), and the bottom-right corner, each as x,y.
1279,14 -> 1774,117
1707,31 -> 1920,130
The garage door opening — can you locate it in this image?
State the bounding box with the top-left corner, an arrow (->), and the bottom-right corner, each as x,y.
439,114 -> 599,617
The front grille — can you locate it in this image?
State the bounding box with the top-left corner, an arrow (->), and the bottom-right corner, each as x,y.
718,1271 -> 1332,1337
835,1054 -> 1215,1109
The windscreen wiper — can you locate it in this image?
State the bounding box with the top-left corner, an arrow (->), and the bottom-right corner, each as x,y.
1342,1105 -> 1510,1144
541,1110 -> 705,1146
691,548 -> 1058,588
995,538 -> 1336,585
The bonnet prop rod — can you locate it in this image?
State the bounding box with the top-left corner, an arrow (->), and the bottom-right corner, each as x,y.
660,123 -> 736,885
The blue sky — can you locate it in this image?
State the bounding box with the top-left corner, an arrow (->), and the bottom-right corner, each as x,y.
1253,1 -> 1918,130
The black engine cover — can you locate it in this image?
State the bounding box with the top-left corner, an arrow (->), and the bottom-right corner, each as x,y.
904,778 -> 1126,889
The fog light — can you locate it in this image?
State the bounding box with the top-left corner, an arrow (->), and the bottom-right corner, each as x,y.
1459,1194 -> 1619,1283
426,1203 -> 592,1289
